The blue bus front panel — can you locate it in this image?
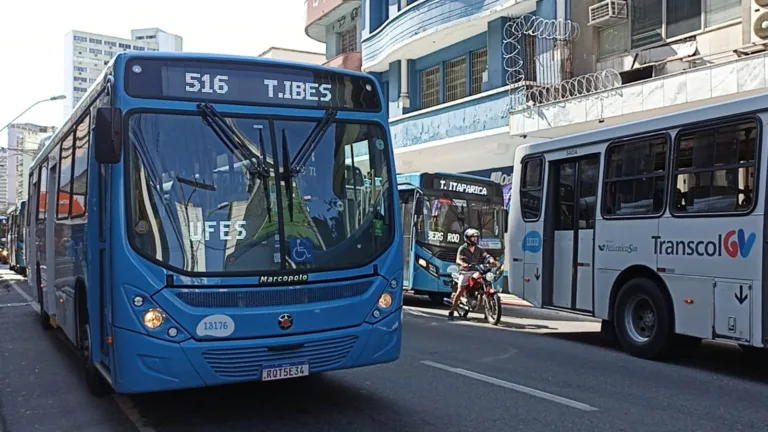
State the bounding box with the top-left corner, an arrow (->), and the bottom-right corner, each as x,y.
109,252 -> 403,394
410,245 -> 456,295
112,308 -> 400,393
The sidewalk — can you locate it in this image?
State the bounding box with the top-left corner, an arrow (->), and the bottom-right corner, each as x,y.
498,293 -> 532,308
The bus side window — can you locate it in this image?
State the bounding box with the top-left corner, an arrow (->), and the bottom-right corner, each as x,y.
520,157 -> 543,221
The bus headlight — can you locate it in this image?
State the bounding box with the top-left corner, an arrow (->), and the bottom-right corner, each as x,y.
378,292 -> 393,309
143,308 -> 165,329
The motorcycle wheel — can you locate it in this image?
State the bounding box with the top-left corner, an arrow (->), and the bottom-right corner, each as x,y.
485,293 -> 502,325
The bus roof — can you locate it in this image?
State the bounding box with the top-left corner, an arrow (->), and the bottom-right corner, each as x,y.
117,51 -> 375,79
397,171 -> 497,184
514,91 -> 768,159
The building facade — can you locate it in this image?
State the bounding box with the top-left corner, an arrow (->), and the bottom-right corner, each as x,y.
510,0 -> 768,145
6,124 -> 58,206
361,0 -> 768,205
361,0 -> 570,199
62,28 -> 183,119
304,0 -> 363,70
0,154 -> 7,212
257,47 -> 326,64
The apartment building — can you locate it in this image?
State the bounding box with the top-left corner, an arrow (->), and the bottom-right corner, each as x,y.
6,124 -> 57,205
304,0 -> 363,70
257,47 -> 326,64
361,0 -> 768,200
511,0 -> 768,151
361,0 -> 542,196
0,155 -> 7,211
62,28 -> 183,119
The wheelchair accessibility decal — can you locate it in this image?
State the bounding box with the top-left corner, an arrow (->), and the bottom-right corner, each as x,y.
290,238 -> 315,264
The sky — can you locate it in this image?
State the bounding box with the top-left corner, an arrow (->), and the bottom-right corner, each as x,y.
0,0 -> 325,148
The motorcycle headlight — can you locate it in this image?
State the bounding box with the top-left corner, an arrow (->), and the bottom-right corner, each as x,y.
485,273 -> 495,282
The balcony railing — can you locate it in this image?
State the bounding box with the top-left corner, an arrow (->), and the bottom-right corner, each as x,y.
503,15 -> 621,110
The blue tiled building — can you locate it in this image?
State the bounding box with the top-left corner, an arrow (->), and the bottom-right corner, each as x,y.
361,0 -> 570,196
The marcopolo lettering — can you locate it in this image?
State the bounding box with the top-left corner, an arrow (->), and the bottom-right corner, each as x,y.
652,229 -> 756,259
257,274 -> 310,284
438,179 -> 488,196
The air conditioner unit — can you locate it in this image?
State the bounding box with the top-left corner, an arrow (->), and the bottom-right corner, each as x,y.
588,0 -> 628,28
750,0 -> 768,44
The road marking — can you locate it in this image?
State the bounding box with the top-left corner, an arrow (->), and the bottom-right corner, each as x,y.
8,280 -> 40,313
420,360 -> 598,412
113,394 -> 157,432
404,307 -> 429,317
0,302 -> 33,308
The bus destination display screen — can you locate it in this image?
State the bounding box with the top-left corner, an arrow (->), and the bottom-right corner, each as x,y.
124,58 -> 382,112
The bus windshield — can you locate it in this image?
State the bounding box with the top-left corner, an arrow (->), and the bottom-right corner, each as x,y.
126,112 -> 393,275
419,193 -> 505,250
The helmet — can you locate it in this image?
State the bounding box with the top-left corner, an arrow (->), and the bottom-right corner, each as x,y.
464,228 -> 480,245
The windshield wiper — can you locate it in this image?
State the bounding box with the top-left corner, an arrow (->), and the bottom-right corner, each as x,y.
197,102 -> 273,222
197,103 -> 269,179
176,175 -> 216,191
289,109 -> 337,177
281,129 -> 295,221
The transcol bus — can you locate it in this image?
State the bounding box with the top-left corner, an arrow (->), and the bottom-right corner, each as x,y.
398,172 -> 506,304
27,52 -> 402,395
507,92 -> 768,360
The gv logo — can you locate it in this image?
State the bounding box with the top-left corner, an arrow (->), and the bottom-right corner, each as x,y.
521,231 -> 542,254
723,229 -> 756,259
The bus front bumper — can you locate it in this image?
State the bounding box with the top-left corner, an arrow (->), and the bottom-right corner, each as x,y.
110,307 -> 402,394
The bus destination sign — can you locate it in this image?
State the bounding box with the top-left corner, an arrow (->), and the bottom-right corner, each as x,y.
124,58 -> 382,112
433,177 -> 489,196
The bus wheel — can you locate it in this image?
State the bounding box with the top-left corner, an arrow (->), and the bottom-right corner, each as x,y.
614,278 -> 673,360
83,323 -> 111,397
37,269 -> 53,331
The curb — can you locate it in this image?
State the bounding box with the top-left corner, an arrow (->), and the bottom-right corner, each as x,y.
501,301 -> 533,308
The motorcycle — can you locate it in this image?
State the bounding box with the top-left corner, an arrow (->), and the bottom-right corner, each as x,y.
445,257 -> 504,325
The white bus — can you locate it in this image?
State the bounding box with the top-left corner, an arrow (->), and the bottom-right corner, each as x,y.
506,92 -> 768,360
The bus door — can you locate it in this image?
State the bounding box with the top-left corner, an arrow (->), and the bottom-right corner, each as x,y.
544,154 -> 599,312
44,163 -> 58,319
399,188 -> 419,289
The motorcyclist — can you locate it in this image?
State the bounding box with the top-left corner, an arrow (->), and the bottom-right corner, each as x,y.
448,228 -> 497,320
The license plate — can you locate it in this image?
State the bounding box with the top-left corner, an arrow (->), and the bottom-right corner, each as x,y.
261,361 -> 309,381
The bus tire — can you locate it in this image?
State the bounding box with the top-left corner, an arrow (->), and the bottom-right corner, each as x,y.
37,267 -> 53,331
614,277 -> 673,360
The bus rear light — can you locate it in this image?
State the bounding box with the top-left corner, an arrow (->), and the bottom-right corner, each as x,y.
684,298 -> 694,304
143,308 -> 165,329
106,337 -> 113,345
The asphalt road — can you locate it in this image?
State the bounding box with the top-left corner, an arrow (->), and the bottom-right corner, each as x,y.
1,267 -> 767,432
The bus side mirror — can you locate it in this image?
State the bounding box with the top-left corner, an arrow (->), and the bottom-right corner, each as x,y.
94,107 -> 123,164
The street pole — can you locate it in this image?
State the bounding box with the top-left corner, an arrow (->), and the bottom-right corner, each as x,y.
0,95 -> 66,135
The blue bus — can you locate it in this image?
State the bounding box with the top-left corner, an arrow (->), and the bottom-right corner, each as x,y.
6,201 -> 27,275
397,172 -> 507,304
27,52 -> 402,395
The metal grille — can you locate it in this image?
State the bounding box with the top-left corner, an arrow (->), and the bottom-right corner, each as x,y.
172,281 -> 373,308
203,335 -> 358,380
444,56 -> 467,103
340,27 -> 357,54
470,48 -> 488,95
420,66 -> 440,109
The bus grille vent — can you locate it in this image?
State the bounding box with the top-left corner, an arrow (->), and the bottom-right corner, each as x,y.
173,281 -> 372,308
202,335 -> 358,380
434,251 -> 457,262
